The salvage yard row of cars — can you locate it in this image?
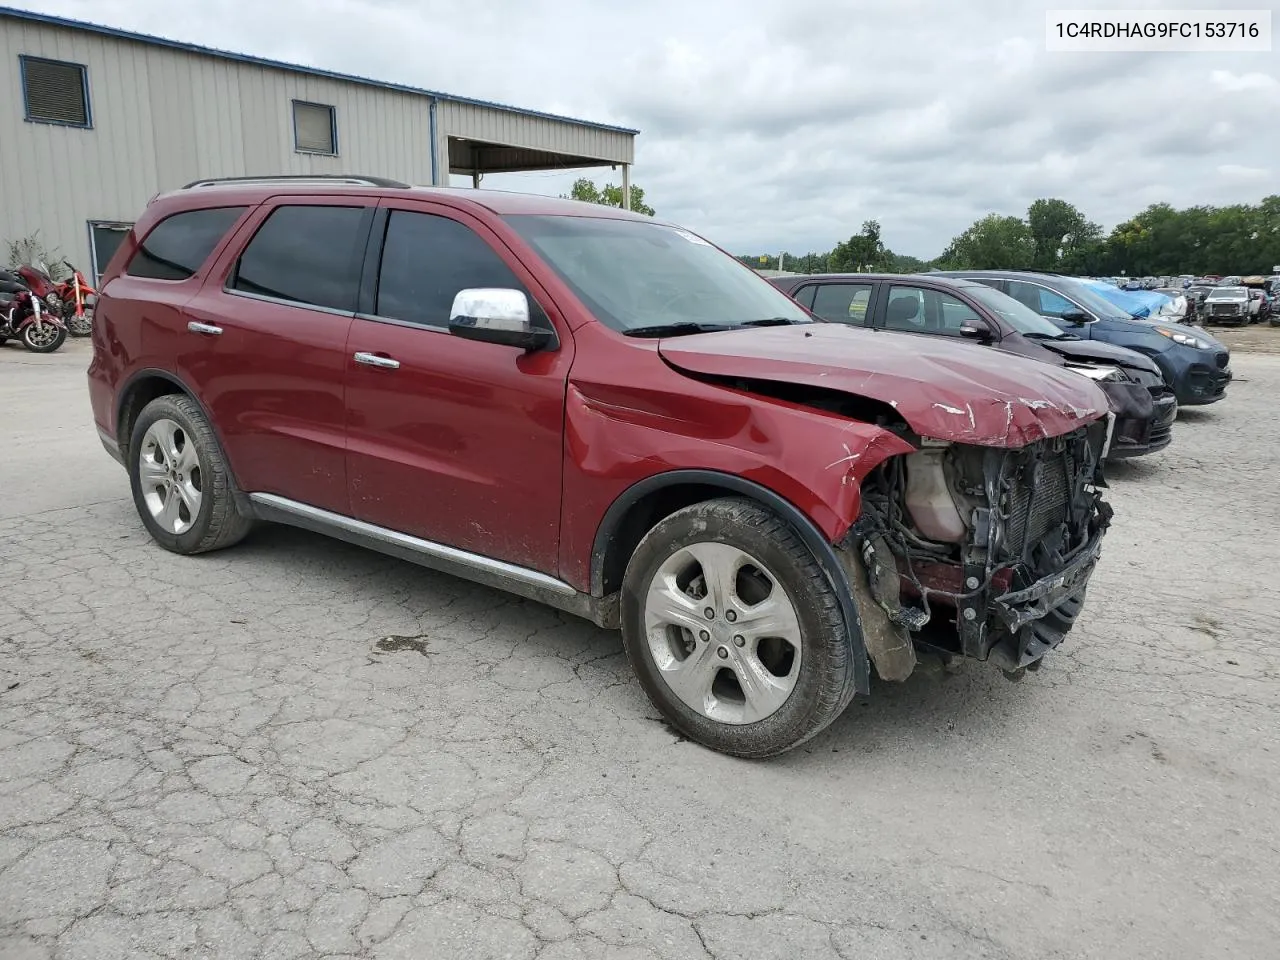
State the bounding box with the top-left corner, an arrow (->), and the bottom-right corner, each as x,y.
84,176 -> 1226,759
769,269 -> 1231,459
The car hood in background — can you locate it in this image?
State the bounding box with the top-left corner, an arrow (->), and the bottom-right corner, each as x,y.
1035,336 -> 1163,375
658,325 -> 1109,448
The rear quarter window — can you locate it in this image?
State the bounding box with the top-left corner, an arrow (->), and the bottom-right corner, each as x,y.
126,207 -> 247,280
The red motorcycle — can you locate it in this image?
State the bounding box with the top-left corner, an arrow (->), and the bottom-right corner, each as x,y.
0,264 -> 68,353
54,260 -> 95,337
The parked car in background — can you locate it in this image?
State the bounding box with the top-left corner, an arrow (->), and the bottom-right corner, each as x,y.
933,271 -> 1231,406
1152,287 -> 1191,322
769,272 -> 1176,458
1202,286 -> 1251,325
1084,281 -> 1177,321
1247,288 -> 1268,322
1184,284 -> 1216,321
86,177 -> 1116,757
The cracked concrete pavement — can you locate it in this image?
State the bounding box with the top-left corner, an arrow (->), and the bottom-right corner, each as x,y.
2,338 -> 1278,959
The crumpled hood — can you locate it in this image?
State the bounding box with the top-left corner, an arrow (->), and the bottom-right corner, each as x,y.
658,325 -> 1110,448
1036,336 -> 1162,375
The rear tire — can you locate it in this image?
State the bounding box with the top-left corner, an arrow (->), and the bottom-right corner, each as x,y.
620,497 -> 858,758
129,394 -> 253,555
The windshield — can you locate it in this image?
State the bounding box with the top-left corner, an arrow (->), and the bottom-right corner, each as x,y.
1055,277 -> 1140,320
963,284 -> 1066,337
1207,287 -> 1247,300
503,215 -> 813,334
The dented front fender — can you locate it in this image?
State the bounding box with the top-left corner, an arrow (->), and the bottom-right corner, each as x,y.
557,333 -> 917,593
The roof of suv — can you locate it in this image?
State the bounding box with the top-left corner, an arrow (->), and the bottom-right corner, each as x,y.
931,270 -> 1065,282
769,273 -> 985,290
152,179 -> 661,222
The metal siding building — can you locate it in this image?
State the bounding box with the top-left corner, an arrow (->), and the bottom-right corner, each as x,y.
0,7 -> 637,281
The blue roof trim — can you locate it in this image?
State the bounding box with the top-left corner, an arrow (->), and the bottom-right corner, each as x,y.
0,5 -> 640,136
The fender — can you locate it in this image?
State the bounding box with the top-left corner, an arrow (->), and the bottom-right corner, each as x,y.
112,367 -> 254,517
14,313 -> 66,331
591,469 -> 873,696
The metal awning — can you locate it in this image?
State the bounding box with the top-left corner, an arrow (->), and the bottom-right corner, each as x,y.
447,137 -> 617,175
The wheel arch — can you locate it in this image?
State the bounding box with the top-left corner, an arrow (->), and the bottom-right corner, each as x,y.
115,369 -> 210,462
591,469 -> 871,695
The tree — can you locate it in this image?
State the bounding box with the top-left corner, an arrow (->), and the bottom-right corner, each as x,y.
938,214 -> 1035,270
1027,198 -> 1091,271
830,220 -> 886,272
563,177 -> 655,216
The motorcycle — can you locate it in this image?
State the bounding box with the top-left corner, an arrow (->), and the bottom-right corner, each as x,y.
54,260 -> 95,337
0,264 -> 68,353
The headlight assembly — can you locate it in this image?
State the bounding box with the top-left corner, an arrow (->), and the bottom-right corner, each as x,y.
1155,326 -> 1210,350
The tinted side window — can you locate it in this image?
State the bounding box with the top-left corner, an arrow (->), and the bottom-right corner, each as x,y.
231,205 -> 366,312
126,207 -> 247,280
884,286 -> 980,335
810,283 -> 873,325
375,211 -> 534,328
936,294 -> 982,332
788,284 -> 817,309
1007,280 -> 1075,318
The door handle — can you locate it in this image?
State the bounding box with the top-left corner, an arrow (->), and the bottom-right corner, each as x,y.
187,321 -> 223,336
353,351 -> 400,370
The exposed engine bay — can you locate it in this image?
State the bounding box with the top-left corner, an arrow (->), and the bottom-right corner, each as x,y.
843,421 -> 1113,678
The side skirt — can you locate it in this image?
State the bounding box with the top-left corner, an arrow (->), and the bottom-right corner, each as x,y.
247,493 -> 619,629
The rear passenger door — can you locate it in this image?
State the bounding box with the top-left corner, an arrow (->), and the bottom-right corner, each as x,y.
342,202 -> 572,574
182,198 -> 374,515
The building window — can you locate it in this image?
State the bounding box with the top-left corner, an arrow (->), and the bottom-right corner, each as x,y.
20,55 -> 91,127
292,100 -> 337,155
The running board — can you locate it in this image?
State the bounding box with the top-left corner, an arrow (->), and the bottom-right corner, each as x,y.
247,493 -> 617,628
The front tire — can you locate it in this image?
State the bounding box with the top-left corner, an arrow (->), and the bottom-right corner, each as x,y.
620,497 -> 858,758
65,311 -> 93,336
128,395 -> 253,554
21,322 -> 65,353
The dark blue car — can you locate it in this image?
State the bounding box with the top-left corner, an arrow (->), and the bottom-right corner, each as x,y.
932,271 -> 1231,405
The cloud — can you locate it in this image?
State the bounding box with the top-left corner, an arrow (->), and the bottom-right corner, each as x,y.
28,0 -> 1280,258
1217,164 -> 1271,181
1210,70 -> 1278,93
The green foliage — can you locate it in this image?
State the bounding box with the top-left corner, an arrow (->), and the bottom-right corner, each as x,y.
830,220 -> 886,272
937,214 -> 1035,270
939,196 -> 1280,275
5,230 -> 66,276
563,177 -> 655,216
737,194 -> 1279,278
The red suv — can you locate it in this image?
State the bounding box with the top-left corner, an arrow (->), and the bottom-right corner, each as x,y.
88,175 -> 1114,757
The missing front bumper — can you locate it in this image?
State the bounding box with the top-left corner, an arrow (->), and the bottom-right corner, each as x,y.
983,532 -> 1104,671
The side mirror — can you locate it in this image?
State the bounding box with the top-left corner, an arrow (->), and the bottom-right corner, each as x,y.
958,316 -> 995,342
448,288 -> 553,351
1060,309 -> 1092,324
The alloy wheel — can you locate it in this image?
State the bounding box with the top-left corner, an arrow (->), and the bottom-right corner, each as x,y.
138,419 -> 203,535
643,542 -> 802,724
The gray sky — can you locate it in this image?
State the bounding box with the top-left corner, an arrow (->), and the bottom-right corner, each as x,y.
33,0 -> 1280,258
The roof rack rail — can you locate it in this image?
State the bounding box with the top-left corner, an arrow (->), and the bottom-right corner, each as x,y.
181,174 -> 411,189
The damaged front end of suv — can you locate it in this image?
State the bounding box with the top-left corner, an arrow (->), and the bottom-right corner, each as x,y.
841,422 -> 1112,681
657,323 -> 1116,692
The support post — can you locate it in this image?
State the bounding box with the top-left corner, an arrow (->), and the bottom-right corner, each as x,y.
428,99 -> 440,185
621,163 -> 631,211
472,143 -> 481,189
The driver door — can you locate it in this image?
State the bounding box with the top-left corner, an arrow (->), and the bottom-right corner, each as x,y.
343,202 -> 573,574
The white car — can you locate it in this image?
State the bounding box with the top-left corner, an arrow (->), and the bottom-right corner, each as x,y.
1203,286 -> 1251,325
